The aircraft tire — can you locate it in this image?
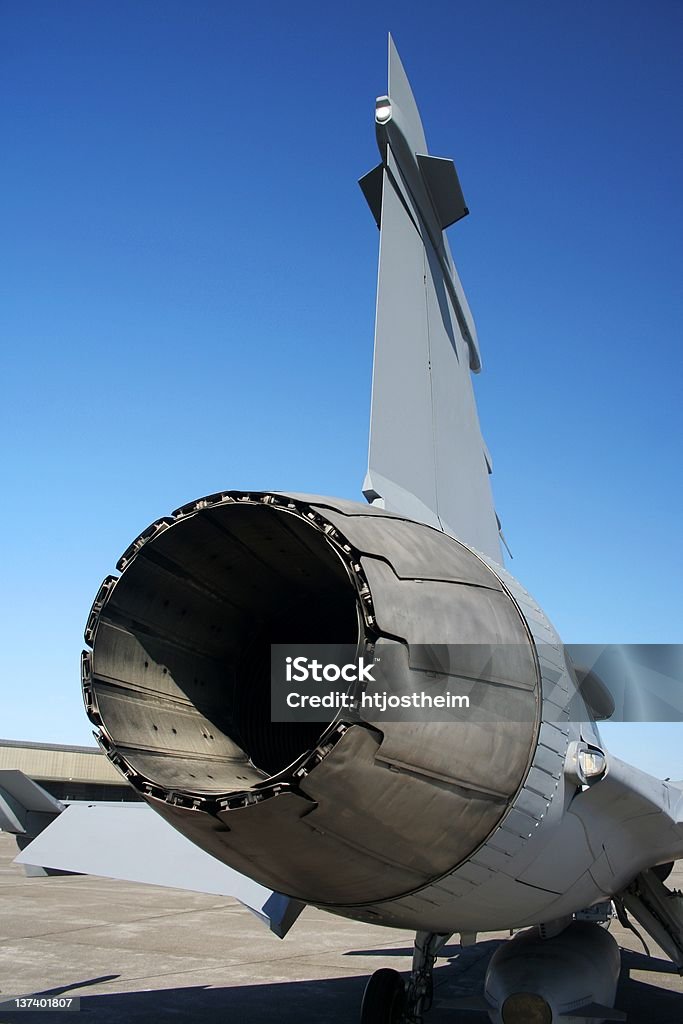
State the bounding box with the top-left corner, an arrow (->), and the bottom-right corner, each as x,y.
360,968 -> 406,1023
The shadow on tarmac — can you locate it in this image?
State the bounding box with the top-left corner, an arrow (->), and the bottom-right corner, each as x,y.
8,942 -> 683,1024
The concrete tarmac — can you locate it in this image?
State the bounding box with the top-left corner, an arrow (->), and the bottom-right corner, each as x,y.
1,833 -> 682,1022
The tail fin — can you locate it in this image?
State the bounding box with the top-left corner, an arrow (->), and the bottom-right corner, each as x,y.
361,37 -> 502,563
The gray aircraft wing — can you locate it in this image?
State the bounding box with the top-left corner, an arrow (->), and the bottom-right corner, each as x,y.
7,774 -> 303,938
360,37 -> 503,562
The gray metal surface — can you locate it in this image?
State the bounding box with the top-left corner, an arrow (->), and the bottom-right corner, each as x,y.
362,37 -> 502,561
75,477 -> 683,942
79,491 -> 540,910
482,922 -> 623,1023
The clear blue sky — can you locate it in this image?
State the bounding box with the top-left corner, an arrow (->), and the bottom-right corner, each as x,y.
1,2 -> 681,774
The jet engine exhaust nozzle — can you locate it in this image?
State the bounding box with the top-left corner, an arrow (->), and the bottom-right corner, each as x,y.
82,491 -> 541,906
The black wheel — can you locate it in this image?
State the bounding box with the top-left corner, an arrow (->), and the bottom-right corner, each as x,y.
360,968 -> 406,1023
653,861 -> 674,882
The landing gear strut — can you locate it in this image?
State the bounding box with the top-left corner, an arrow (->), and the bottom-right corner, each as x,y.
360,931 -> 451,1023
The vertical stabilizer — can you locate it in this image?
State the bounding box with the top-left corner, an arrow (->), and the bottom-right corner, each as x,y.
361,37 -> 502,563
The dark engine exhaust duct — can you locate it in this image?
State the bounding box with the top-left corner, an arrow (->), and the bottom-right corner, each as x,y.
82,492 -> 541,907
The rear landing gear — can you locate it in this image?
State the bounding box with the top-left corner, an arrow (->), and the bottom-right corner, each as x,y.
360,931 -> 451,1023
360,968 -> 406,1023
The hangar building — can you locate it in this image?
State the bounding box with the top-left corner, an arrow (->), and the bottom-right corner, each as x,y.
0,738 -> 139,802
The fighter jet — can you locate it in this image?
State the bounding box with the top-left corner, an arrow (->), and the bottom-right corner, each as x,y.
13,35 -> 683,1024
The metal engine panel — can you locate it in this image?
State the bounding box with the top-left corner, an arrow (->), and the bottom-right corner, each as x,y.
83,491 -> 542,908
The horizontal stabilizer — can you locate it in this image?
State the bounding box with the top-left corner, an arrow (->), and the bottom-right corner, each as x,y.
359,163 -> 383,228
0,769 -> 63,836
416,154 -> 469,229
559,1003 -> 626,1021
16,802 -> 305,938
